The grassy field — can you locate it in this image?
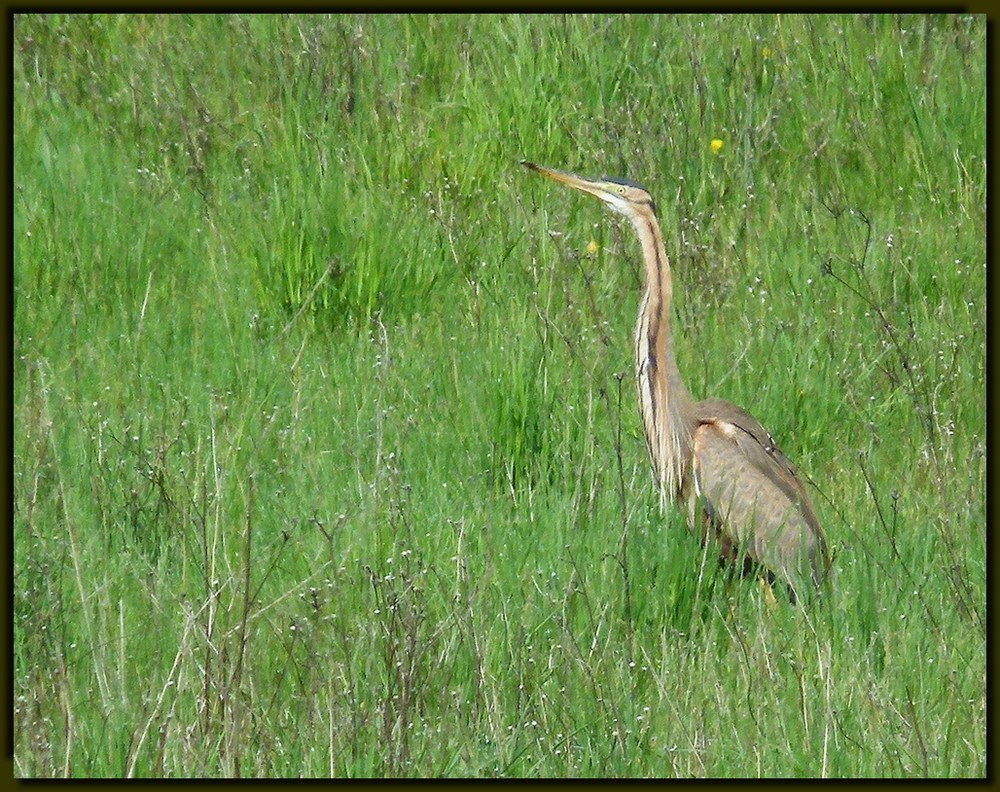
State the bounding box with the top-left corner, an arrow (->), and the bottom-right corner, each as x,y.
13,14 -> 985,777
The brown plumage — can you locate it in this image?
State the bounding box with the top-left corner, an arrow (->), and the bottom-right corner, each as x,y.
522,161 -> 830,598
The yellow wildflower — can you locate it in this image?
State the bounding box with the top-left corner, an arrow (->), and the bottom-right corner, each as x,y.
710,138 -> 724,154
586,239 -> 600,254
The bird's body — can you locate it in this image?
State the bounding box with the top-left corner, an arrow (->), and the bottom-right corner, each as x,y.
523,161 -> 830,597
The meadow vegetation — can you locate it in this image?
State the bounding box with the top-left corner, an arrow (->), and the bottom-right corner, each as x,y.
13,14 -> 985,777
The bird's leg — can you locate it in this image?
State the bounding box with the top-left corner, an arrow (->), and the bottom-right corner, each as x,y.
716,531 -> 799,604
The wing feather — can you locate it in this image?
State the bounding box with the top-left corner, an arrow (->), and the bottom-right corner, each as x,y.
690,400 -> 829,590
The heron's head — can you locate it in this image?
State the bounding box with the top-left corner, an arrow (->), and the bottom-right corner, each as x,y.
521,161 -> 658,221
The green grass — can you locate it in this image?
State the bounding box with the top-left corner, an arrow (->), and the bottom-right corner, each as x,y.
13,13 -> 985,777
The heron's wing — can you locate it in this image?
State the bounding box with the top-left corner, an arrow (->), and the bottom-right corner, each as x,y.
691,399 -> 829,589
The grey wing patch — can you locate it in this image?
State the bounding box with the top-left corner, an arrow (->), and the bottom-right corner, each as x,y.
696,399 -> 825,536
691,418 -> 828,591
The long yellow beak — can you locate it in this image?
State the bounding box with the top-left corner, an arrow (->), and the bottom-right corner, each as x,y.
521,160 -> 610,201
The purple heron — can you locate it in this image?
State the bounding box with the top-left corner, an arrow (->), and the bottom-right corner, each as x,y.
522,161 -> 830,598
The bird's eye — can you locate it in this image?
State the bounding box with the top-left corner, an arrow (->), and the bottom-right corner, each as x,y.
616,186 -> 626,195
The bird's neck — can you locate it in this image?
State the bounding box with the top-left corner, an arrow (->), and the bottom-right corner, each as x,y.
630,212 -> 697,503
